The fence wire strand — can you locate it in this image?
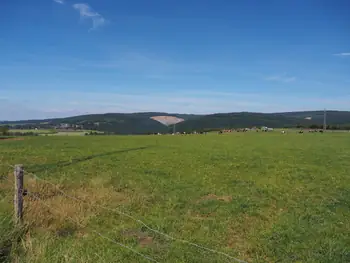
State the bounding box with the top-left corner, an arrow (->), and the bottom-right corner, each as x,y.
27,192 -> 159,263
25,171 -> 246,263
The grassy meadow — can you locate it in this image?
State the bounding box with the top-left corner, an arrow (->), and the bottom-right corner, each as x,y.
0,133 -> 349,263
8,129 -> 54,134
8,129 -> 97,136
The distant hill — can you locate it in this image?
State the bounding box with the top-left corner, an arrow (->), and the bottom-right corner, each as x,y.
1,112 -> 201,135
276,111 -> 350,125
176,111 -> 350,132
2,111 -> 350,134
175,112 -> 303,132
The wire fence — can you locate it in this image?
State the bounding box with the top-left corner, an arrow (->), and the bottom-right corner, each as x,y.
2,164 -> 247,263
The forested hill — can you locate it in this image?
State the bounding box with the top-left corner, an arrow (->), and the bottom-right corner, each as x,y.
1,111 -> 350,134
276,111 -> 350,125
176,111 -> 350,132
1,113 -> 200,134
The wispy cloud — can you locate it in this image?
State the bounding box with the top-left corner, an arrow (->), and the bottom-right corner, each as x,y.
53,0 -> 65,4
73,3 -> 107,30
265,73 -> 296,83
334,52 -> 350,56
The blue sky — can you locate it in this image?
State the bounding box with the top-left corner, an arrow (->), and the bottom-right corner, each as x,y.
0,0 -> 349,120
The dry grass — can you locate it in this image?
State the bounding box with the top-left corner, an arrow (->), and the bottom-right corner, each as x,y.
23,176 -> 130,232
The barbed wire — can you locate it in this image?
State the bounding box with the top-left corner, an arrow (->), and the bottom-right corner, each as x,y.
26,170 -> 246,263
26,192 -> 159,263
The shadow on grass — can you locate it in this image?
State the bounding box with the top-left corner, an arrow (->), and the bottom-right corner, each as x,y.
27,146 -> 156,173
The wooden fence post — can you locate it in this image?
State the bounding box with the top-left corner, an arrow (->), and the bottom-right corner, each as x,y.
14,164 -> 24,225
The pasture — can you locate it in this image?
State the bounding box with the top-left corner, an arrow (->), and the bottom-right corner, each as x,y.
7,129 -> 101,137
0,133 -> 349,263
8,129 -> 54,134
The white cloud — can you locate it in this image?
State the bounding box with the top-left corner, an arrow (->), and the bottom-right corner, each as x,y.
73,3 -> 107,30
53,0 -> 65,4
334,53 -> 350,56
265,74 -> 296,83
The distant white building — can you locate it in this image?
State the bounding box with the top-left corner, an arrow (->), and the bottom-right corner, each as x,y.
261,126 -> 273,131
60,123 -> 70,128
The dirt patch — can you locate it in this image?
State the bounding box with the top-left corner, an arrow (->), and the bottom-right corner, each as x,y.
56,225 -> 77,237
197,194 -> 232,203
139,236 -> 154,247
122,229 -> 154,248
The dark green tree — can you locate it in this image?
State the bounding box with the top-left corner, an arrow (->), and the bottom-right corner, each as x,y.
0,126 -> 9,135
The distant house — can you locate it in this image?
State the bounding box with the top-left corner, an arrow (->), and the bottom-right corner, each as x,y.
59,123 -> 70,129
261,126 -> 274,132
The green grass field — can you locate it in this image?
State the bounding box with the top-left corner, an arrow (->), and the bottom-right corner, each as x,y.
9,129 -> 54,134
8,129 -> 99,136
1,133 -> 349,263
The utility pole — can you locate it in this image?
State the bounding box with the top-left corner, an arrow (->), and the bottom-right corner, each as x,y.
323,108 -> 327,131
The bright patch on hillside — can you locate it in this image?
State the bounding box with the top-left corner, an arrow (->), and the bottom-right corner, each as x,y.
150,116 -> 185,126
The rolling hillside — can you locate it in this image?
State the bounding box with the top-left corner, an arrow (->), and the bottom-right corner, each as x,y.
175,112 -> 303,132
1,111 -> 350,134
277,111 -> 350,125
176,111 -> 350,132
0,113 -> 200,135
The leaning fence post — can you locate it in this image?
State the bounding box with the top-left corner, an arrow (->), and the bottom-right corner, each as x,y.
14,164 -> 24,225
